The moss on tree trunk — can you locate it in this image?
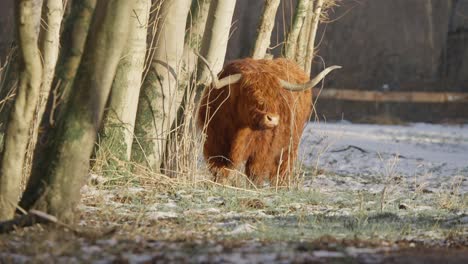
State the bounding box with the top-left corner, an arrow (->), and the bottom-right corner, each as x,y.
19,0 -> 133,223
97,0 -> 150,173
132,0 -> 191,172
0,0 -> 43,221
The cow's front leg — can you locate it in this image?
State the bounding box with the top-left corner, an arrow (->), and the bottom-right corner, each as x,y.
229,127 -> 254,169
206,156 -> 232,183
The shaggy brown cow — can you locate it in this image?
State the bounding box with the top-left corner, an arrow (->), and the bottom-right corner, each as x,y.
197,57 -> 340,185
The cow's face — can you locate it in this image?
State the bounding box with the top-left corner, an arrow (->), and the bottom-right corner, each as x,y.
239,85 -> 280,130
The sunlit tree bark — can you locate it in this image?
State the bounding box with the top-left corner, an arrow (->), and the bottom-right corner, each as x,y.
295,0 -> 314,69
161,0 -> 212,176
181,0 -> 211,81
132,0 -> 191,172
284,0 -> 311,60
19,0 -> 133,223
98,0 -> 150,166
304,0 -> 325,74
196,0 -> 237,89
0,0 -> 43,221
251,0 -> 281,59
25,0 -> 64,180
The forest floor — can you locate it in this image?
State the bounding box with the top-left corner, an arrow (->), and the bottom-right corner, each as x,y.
1,122 -> 467,263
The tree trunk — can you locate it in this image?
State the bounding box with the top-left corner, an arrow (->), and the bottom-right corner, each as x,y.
31,0 -> 44,37
163,0 -> 236,176
284,0 -> 311,60
97,0 -> 150,166
295,0 -> 315,69
19,0 -> 133,223
132,0 -> 191,172
251,0 -> 280,59
53,0 -> 98,117
161,0 -> 212,176
161,0 -> 237,176
304,0 -> 324,74
24,0 -> 64,182
23,0 -> 97,209
0,0 -> 43,221
196,0 -> 237,88
0,0 -> 43,132
0,48 -> 19,132
182,0 -> 211,79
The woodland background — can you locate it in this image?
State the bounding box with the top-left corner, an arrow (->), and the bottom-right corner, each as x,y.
4,0 -> 466,122
0,1 -> 466,262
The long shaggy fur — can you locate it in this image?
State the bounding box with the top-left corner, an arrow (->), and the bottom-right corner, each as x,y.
198,58 -> 312,185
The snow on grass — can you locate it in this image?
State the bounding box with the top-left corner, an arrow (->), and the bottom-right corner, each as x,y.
300,122 -> 468,193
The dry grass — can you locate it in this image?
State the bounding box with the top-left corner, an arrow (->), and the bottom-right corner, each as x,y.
1,2 -> 466,261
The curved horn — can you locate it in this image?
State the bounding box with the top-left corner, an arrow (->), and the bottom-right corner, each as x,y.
194,51 -> 242,89
280,65 -> 342,91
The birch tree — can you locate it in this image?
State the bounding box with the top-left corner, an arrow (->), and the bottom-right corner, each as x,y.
19,0 -> 133,223
162,0 -> 237,175
0,0 -> 43,130
288,0 -> 336,72
181,0 -> 211,81
161,0 -> 212,175
196,0 -> 237,89
97,0 -> 150,166
0,0 -> 43,221
304,0 -> 325,73
251,0 -> 281,59
23,0 -> 98,201
295,0 -> 315,69
284,0 -> 311,60
25,0 -> 64,179
132,0 -> 192,172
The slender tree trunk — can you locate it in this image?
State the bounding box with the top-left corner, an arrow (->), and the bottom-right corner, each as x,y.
196,0 -> 237,88
32,0 -> 44,36
251,0 -> 281,59
182,0 -> 211,79
284,0 -> 311,60
25,0 -> 64,181
24,0 -> 97,204
0,0 -> 43,221
295,0 -> 315,69
132,0 -> 191,172
19,0 -> 133,223
53,0 -> 98,117
160,0 -> 236,176
98,0 -> 150,165
161,0 -> 212,176
0,0 -> 43,132
304,0 -> 324,74
0,48 -> 19,131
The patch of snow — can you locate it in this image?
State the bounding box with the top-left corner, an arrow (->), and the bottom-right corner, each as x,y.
312,250 -> 346,258
228,223 -> 256,235
121,253 -> 154,264
345,247 -> 382,257
300,122 -> 468,193
146,211 -> 178,220
207,196 -> 226,205
81,245 -> 102,255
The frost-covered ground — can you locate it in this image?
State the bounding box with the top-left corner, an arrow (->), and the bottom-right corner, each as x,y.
300,122 -> 468,194
1,122 -> 467,263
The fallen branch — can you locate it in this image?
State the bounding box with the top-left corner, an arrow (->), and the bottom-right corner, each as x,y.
0,211 -> 50,234
330,145 -> 368,153
0,210 -> 117,239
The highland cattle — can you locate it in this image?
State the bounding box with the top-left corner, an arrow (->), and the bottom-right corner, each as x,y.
197,57 -> 340,185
